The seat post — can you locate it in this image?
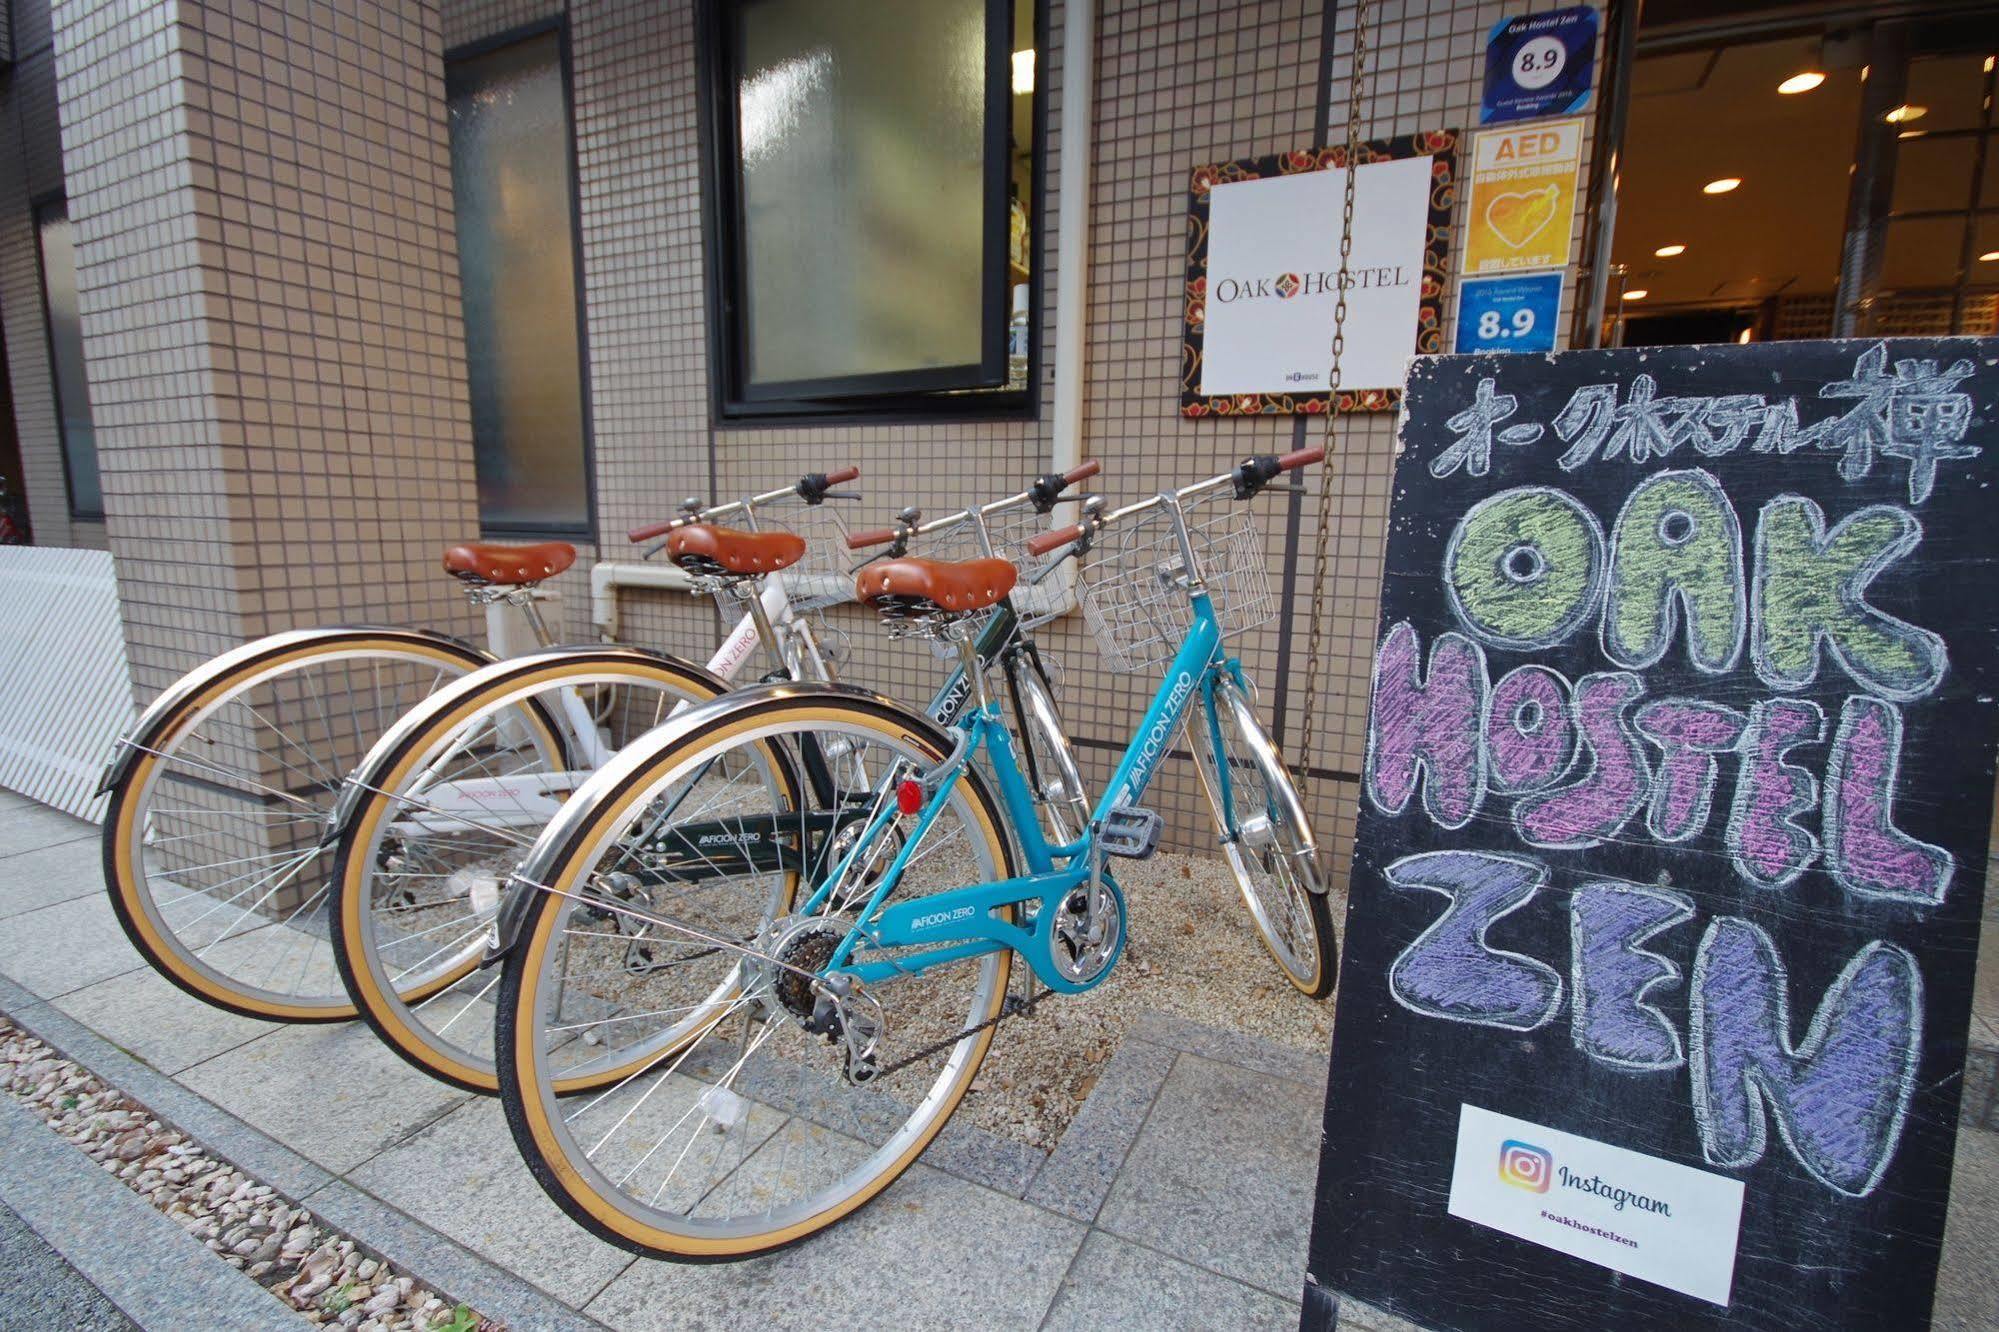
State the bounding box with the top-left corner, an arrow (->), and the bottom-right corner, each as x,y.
508,587 -> 557,649
950,624 -> 992,716
737,579 -> 784,668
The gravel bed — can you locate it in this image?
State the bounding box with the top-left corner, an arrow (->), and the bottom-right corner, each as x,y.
0,1017 -> 498,1332
955,848 -> 1341,1150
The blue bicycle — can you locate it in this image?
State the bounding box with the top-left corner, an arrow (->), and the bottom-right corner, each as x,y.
493,449 -> 1333,1259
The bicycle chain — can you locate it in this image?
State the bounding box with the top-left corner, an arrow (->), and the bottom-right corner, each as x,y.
867,985 -> 1047,1083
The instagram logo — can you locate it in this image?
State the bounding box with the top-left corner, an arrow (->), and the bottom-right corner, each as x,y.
1498,1140 -> 1553,1193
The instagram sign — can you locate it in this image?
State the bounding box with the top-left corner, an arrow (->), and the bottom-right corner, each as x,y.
1499,1140 -> 1553,1193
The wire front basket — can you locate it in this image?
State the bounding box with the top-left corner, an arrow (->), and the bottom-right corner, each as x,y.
767,501 -> 856,613
909,504 -> 1053,571
1074,502 -> 1274,673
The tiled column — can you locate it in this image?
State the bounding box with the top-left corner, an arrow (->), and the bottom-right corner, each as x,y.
50,0 -> 480,702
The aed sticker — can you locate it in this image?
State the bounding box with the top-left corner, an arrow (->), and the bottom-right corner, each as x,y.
1448,1103 -> 1745,1307
1463,119 -> 1584,275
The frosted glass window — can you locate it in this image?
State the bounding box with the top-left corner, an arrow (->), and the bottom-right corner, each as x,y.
447,30 -> 590,533
35,200 -> 101,520
720,0 -> 1012,402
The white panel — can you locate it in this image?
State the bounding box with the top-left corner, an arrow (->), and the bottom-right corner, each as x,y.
0,546 -> 135,822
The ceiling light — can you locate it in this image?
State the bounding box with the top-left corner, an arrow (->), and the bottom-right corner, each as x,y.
1884,104 -> 1927,124
1654,243 -> 1686,257
1778,71 -> 1826,94
1702,178 -> 1741,194
1012,49 -> 1035,95
1898,129 -> 1928,139
1737,328 -> 1754,344
1623,289 -> 1649,301
1980,250 -> 1999,262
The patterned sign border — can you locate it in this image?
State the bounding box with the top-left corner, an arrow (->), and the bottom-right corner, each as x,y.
1182,131 -> 1459,419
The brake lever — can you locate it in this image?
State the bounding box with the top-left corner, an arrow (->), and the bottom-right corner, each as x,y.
1028,549 -> 1076,587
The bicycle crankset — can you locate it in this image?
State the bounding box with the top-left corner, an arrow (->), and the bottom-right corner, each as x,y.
1051,880 -> 1124,984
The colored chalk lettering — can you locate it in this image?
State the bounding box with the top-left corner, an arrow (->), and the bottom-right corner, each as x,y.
1602,469 -> 1746,673
1751,497 -> 1947,702
1487,664 -> 1577,793
1514,672 -> 1650,850
1823,695 -> 1954,905
1365,622 -> 1488,829
1726,698 -> 1825,890
1312,340 -> 1996,1332
1444,486 -> 1605,650
1569,880 -> 1695,1072
1385,850 -> 1564,1031
1689,918 -> 1922,1198
1633,699 -> 1745,843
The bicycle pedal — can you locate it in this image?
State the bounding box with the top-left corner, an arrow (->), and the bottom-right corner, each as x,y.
1097,806 -> 1163,860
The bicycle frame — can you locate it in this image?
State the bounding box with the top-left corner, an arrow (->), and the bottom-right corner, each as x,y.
597,603 -> 1033,884
811,591 -> 1235,996
389,574 -> 826,830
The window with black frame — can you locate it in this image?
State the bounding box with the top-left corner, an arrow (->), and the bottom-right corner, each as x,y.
446,25 -> 591,535
702,0 -> 1041,420
34,198 -> 102,521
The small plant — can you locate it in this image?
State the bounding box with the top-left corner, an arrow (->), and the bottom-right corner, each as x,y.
431,1305 -> 479,1332
322,1282 -> 358,1315
58,1094 -> 77,1110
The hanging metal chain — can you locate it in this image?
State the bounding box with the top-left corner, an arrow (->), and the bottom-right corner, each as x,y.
1294,0 -> 1372,803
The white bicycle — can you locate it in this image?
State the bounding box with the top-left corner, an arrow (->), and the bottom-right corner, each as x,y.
322,463 -> 1099,1093
97,467 -> 862,1024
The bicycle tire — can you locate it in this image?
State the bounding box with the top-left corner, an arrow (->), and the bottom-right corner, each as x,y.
101,628 -> 490,1021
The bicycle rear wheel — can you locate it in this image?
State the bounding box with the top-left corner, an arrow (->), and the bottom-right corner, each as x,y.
102,629 -> 489,1021
1189,675 -> 1336,999
497,686 -> 1015,1260
329,649 -> 730,1093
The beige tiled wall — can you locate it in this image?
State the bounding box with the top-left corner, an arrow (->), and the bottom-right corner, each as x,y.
427,0 -> 1604,884
15,0 -> 1599,890
48,0 -> 482,699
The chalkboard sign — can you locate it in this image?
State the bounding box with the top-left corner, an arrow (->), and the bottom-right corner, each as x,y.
1306,339 -> 1999,1331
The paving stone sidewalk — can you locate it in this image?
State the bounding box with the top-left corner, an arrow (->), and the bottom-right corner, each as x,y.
2,785 -> 1995,1331
0,788 -> 1319,1330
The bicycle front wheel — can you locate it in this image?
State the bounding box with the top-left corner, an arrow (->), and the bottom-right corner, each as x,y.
330,649 -> 728,1093
102,629 -> 489,1021
497,686 -> 1015,1260
1189,675 -> 1337,999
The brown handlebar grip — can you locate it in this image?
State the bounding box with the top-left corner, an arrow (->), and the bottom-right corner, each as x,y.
1062,459 -> 1102,485
1277,446 -> 1326,472
1026,524 -> 1084,557
824,466 -> 861,486
846,527 -> 899,551
628,518 -> 677,543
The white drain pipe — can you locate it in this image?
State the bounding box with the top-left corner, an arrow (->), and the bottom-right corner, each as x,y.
593,1 -> 1096,634
1034,0 -> 1096,619
591,560 -> 691,640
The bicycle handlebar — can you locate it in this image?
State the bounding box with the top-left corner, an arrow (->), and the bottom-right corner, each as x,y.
628,466 -> 860,544
849,459 -> 1104,554
1025,524 -> 1082,557
846,527 -> 900,551
627,517 -> 678,543
1025,449 -> 1324,559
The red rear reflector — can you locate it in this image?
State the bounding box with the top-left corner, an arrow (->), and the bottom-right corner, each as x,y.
897,778 -> 924,816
